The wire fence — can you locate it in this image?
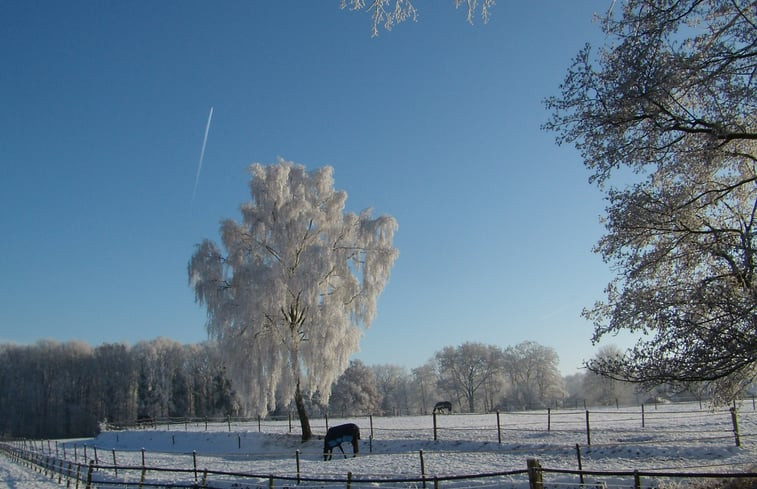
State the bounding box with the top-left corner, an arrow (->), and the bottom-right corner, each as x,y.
2,401 -> 756,489
106,398 -> 757,447
3,442 -> 756,489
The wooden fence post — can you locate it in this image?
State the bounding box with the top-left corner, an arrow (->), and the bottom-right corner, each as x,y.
112,449 -> 117,478
634,470 -> 641,489
433,412 -> 438,441
575,444 -> 584,485
193,450 -> 198,481
85,460 -> 94,489
547,408 -> 551,432
527,458 -> 543,489
730,407 -> 741,447
296,450 -> 301,484
370,414 -> 374,440
585,410 -> 591,446
347,471 -> 353,489
419,450 -> 426,488
641,404 -> 645,428
497,411 -> 502,444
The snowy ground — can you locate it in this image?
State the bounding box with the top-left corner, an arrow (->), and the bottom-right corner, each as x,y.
1,401 -> 755,488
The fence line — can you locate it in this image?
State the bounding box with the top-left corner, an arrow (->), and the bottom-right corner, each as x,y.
2,442 -> 755,489
104,403 -> 755,448
13,404 -> 754,465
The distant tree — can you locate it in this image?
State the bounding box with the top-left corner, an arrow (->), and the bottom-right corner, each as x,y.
341,0 -> 495,37
582,346 -> 636,406
189,160 -> 398,441
329,359 -> 381,415
92,343 -> 137,423
411,361 -> 438,414
184,342 -> 238,417
545,0 -> 757,404
562,372 -> 586,407
132,338 -> 187,419
501,341 -> 563,409
435,342 -> 501,412
372,364 -> 412,415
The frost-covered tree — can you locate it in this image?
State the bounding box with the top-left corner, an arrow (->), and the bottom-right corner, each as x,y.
341,0 -> 495,37
545,0 -> 757,404
372,364 -> 412,415
411,361 -> 438,414
435,342 -> 502,412
189,160 -> 398,440
582,346 -> 637,406
501,341 -> 563,409
329,359 -> 381,415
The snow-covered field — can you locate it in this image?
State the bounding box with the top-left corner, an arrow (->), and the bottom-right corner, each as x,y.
2,401 -> 755,489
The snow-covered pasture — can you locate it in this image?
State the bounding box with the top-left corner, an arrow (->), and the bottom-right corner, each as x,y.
2,401 -> 756,489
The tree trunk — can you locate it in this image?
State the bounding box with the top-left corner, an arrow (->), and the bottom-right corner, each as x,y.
294,379 -> 312,441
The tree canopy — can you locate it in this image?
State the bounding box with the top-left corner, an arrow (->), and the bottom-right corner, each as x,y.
341,0 -> 495,37
188,160 -> 398,440
545,0 -> 757,403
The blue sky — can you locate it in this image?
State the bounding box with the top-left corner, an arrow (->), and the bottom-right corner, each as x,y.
0,1 -> 628,375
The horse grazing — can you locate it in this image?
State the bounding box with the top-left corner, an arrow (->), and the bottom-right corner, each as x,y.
323,423 -> 360,461
433,401 -> 452,414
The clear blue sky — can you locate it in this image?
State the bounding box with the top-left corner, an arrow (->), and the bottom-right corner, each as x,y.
1,1 -> 629,375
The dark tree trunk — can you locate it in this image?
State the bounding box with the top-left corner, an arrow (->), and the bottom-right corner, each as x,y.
294,379 -> 312,441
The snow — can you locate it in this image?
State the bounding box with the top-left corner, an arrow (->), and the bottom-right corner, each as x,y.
1,402 -> 755,489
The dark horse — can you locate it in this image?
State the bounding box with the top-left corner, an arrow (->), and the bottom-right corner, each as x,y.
433,401 -> 452,414
323,423 -> 360,461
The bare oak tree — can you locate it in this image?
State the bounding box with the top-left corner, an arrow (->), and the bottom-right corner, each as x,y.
545,0 -> 757,403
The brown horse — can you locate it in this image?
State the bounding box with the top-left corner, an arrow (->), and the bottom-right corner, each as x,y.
433,401 -> 452,414
323,423 -> 360,461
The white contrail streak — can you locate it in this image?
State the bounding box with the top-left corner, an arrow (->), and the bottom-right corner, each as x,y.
192,106 -> 214,202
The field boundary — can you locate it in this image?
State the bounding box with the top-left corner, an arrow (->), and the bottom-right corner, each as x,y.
2,441 -> 756,489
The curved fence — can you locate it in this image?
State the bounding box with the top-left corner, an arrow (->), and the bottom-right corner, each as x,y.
3,442 -> 756,489
2,401 -> 756,488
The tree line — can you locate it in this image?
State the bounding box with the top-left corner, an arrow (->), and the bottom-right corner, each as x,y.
0,338 -> 236,439
1,337 -> 672,439
328,342 -> 648,416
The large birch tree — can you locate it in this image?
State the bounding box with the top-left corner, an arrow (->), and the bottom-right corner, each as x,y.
188,160 -> 398,440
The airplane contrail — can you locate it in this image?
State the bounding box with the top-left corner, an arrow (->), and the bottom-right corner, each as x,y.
192,106 -> 214,202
